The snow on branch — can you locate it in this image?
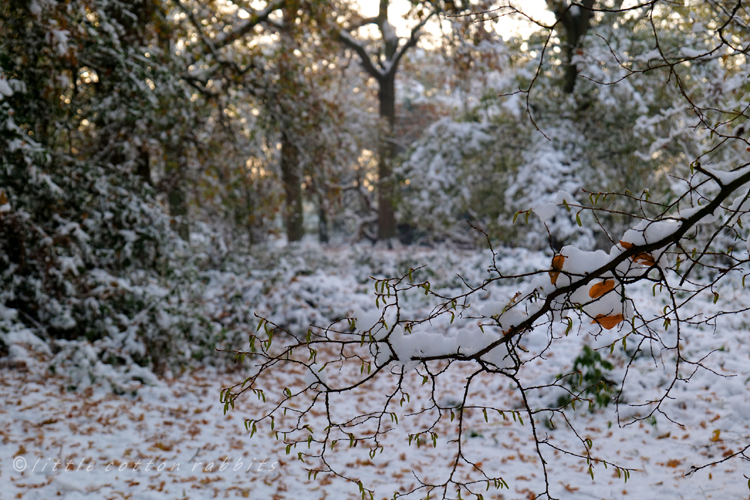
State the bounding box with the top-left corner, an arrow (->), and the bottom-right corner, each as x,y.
338,29 -> 385,81
212,0 -> 285,49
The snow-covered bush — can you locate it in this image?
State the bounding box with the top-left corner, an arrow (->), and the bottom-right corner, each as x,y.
397,117 -> 518,244
0,0 -> 254,384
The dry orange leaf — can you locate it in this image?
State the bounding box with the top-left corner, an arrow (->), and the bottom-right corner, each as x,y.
589,279 -> 615,299
549,255 -> 565,285
591,314 -> 624,330
151,442 -> 173,452
552,255 -> 565,270
619,240 -> 633,249
562,483 -> 580,493
633,253 -> 656,266
620,240 -> 655,266
549,271 -> 560,285
666,459 -> 681,468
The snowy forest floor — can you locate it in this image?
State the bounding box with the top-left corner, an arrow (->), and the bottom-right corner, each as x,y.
1,242 -> 749,500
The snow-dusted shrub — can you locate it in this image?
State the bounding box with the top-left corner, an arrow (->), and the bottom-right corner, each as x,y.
0,1 -> 239,383
397,116 -> 525,245
504,123 -> 597,250
0,74 -> 201,375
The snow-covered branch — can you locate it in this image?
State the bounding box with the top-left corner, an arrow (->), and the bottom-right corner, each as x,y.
384,10 -> 437,79
338,29 -> 385,81
212,0 -> 285,49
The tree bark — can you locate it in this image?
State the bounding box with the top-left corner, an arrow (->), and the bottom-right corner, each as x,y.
281,134 -> 304,242
547,0 -> 596,93
378,72 -> 397,240
164,144 -> 189,240
279,0 -> 304,243
136,147 -> 151,185
318,193 -> 329,244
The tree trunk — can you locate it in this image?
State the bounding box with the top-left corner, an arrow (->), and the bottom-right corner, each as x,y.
549,0 -> 596,93
377,73 -> 397,240
165,145 -> 189,240
244,183 -> 257,245
279,0 -> 304,243
136,147 -> 151,185
281,134 -> 304,242
318,193 -> 329,244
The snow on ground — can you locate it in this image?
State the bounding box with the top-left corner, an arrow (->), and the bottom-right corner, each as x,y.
1,243 -> 749,499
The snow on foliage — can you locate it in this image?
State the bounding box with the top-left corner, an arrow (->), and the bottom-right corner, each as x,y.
397,118 -> 505,243
505,123 -> 596,250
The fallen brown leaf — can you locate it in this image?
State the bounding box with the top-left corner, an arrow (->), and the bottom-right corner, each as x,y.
562,483 -> 579,492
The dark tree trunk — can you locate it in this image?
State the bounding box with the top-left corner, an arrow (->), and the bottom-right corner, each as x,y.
377,73 -> 397,240
281,134 -> 304,242
243,183 -> 258,245
549,0 -> 596,93
339,0 -> 434,241
136,147 -> 151,185
165,145 -> 189,240
279,0 -> 304,243
318,193 -> 329,244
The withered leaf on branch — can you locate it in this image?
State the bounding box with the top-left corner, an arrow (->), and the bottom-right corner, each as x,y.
619,240 -> 656,266
549,255 -> 565,285
591,314 -> 624,330
589,279 -> 616,299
